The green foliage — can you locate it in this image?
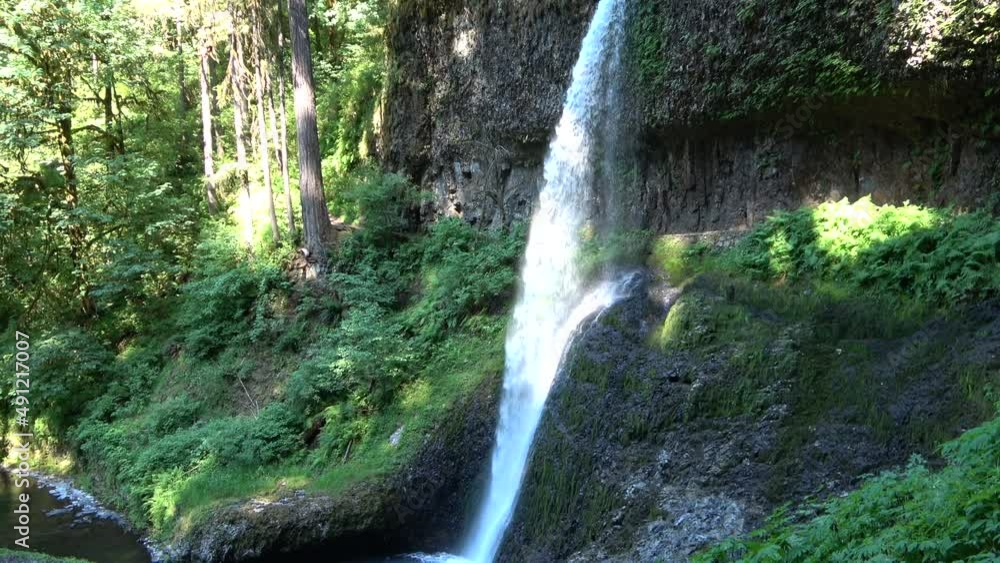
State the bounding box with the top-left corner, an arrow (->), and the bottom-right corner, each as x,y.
648,236 -> 711,285
291,214 -> 524,418
0,0 -> 516,545
0,0 -> 203,331
404,218 -> 526,341
288,305 -> 418,413
316,0 -> 388,175
72,401 -> 304,524
696,411 -> 1000,562
629,1 -> 666,99
206,403 -> 303,467
330,167 -> 425,244
141,395 -> 201,438
28,329 -> 114,435
730,197 -> 1000,304
54,200 -> 524,534
174,228 -> 289,358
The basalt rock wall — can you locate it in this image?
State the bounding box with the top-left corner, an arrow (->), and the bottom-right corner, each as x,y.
382,0 -> 1000,230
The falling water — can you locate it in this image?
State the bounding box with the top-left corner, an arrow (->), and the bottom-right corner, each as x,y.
460,1 -> 628,561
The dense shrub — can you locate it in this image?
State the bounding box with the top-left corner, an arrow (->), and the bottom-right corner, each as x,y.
142,395 -> 201,437
404,219 -> 526,341
30,329 -> 114,435
175,232 -> 288,358
130,428 -> 209,486
74,402 -> 304,525
207,403 -> 303,467
331,167 -> 425,245
730,197 -> 1000,304
290,217 -> 524,418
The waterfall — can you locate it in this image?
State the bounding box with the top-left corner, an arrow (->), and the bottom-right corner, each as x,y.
460,1 -> 628,561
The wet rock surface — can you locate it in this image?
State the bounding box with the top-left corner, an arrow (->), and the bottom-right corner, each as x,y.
496,275 -> 1000,562
36,474 -> 129,529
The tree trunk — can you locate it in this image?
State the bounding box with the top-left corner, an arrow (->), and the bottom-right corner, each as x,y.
274,9 -> 296,239
175,13 -> 189,113
111,82 -> 126,154
230,23 -> 254,246
175,12 -> 192,174
102,85 -> 113,156
57,110 -> 96,318
253,39 -> 280,244
107,82 -> 125,155
199,41 -> 220,213
210,55 -> 225,160
268,76 -> 295,240
289,0 -> 331,276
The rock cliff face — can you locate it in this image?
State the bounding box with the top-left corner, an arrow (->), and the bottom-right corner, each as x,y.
382,0 -> 1000,231
496,273 -> 1000,562
377,2 -> 1000,560
382,0 -> 599,227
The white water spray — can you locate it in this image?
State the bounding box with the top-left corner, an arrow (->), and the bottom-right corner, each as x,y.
460,1 -> 628,561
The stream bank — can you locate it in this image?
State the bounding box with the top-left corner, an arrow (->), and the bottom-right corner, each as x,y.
161,369 -> 502,563
0,470 -> 151,563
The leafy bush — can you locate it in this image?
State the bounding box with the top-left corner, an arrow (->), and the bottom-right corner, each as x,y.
404,219 -> 525,341
130,427 -> 209,486
142,395 -> 201,437
331,167 -> 424,244
175,232 -> 287,357
30,329 -> 114,435
330,237 -> 415,308
697,411 -> 1000,562
207,403 -> 303,467
730,197 -> 1000,304
75,403 -> 303,524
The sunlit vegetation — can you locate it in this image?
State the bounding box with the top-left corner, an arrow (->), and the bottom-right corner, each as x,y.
13,204 -> 523,537
653,197 -> 1000,305
0,0 -> 525,541
1,0 -> 998,559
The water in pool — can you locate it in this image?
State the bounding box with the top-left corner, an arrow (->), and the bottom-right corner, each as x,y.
0,471 -> 150,563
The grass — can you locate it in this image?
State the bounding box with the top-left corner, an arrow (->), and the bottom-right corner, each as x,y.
0,549 -> 91,562
154,321 -> 506,538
